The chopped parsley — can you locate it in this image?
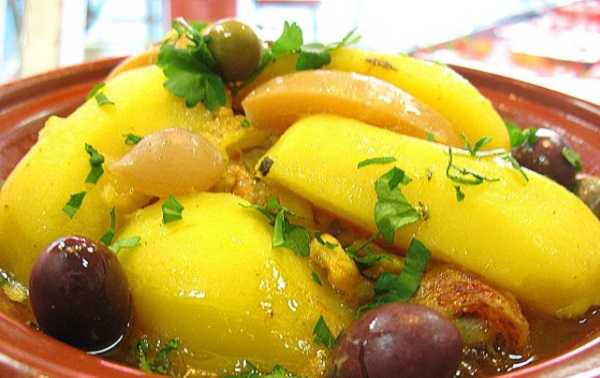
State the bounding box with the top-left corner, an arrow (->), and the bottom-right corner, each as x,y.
346,244 -> 385,269
446,147 -> 499,185
157,18 -> 225,110
245,197 -> 310,257
311,271 -> 322,285
313,315 -> 336,349
226,362 -> 298,378
314,231 -> 337,249
562,147 -> 582,171
462,134 -> 492,156
259,22 -> 360,73
501,153 -> 529,181
100,207 -> 116,245
86,83 -> 114,107
240,118 -> 251,128
137,337 -> 180,374
357,156 -> 397,169
374,167 -> 421,244
84,144 -> 104,184
505,121 -> 538,148
162,194 -> 184,224
124,133 -> 143,145
63,191 -> 86,218
426,132 -> 436,142
454,186 -> 465,202
109,236 -> 141,254
359,238 -> 431,313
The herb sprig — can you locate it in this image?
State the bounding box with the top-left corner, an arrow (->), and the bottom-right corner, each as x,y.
137,337 -> 180,374
63,191 -> 86,218
313,315 -> 336,349
86,83 -> 114,107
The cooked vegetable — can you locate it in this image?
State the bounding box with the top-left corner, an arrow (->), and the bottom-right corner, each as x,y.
206,19 -> 262,82
333,303 -> 462,378
242,70 -> 461,146
237,48 -> 510,149
576,174 -> 600,218
513,128 -> 578,190
117,192 -> 352,376
29,236 -> 130,351
257,114 -> 600,318
110,128 -> 225,196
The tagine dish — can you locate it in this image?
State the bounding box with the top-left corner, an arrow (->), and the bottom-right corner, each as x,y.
0,18 -> 599,378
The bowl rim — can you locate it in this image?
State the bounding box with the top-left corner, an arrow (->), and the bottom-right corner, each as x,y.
0,57 -> 598,378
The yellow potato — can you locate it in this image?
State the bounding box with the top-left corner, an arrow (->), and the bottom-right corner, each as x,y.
0,66 -> 214,283
257,115 -> 600,318
117,192 -> 352,376
235,48 -> 510,149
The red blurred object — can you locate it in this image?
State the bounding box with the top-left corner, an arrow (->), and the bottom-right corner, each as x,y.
167,0 -> 236,23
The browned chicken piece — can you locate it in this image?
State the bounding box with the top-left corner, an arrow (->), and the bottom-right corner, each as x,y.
309,234 -> 373,307
413,264 -> 530,353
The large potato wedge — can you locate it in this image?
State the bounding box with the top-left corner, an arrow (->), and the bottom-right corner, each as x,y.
117,192 -> 351,376
236,48 -> 510,149
257,114 -> 600,318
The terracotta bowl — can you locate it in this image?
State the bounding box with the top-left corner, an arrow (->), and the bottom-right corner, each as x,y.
0,58 -> 599,377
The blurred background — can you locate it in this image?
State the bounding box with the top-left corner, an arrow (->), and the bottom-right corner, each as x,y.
0,0 -> 598,104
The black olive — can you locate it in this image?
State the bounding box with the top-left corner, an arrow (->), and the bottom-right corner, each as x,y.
333,303 -> 463,378
29,236 -> 131,352
512,128 -> 578,190
206,19 -> 262,82
258,157 -> 274,176
576,174 -> 600,218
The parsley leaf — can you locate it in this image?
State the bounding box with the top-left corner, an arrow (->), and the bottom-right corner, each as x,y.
562,147 -> 582,171
137,337 -> 180,374
84,144 -> 104,184
124,133 -> 143,145
346,244 -> 385,269
311,271 -> 322,285
502,153 -> 529,181
374,167 -> 421,244
63,191 -> 86,218
240,119 -> 251,128
109,236 -> 141,254
462,134 -> 492,156
86,82 -> 114,107
162,194 -> 184,224
226,362 -> 298,378
297,43 -> 331,70
454,186 -> 465,202
446,147 -> 499,185
313,315 -> 336,349
157,18 -> 225,110
505,121 -> 538,148
314,231 -> 337,249
360,238 -> 431,313
426,132 -> 436,142
245,197 -> 310,257
357,156 -> 397,169
271,21 -> 303,58
100,207 -> 116,245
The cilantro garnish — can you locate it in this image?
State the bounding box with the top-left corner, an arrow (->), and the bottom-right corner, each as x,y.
84,144 -> 104,184
162,194 -> 184,224
157,18 -> 225,110
505,121 -> 538,148
446,147 -> 500,185
562,147 -> 582,171
100,207 -> 116,245
311,271 -> 322,285
63,191 -> 86,218
454,185 -> 465,202
137,337 -> 180,374
374,167 -> 421,244
313,315 -> 336,349
244,197 -> 310,257
124,133 -> 143,145
226,362 -> 298,378
86,83 -> 114,107
109,236 -> 141,254
346,244 -> 385,269
314,231 -> 337,249
462,134 -> 492,156
240,118 -> 251,128
259,22 -> 360,73
357,156 -> 397,169
359,238 -> 431,313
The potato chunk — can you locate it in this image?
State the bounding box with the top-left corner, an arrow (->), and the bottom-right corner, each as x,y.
257,115 -> 600,318
117,193 -> 352,376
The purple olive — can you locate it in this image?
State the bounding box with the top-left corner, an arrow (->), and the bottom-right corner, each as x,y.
29,236 -> 130,352
512,128 -> 578,190
333,303 -> 463,378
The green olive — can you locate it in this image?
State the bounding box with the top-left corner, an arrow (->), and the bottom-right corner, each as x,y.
206,19 -> 262,82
